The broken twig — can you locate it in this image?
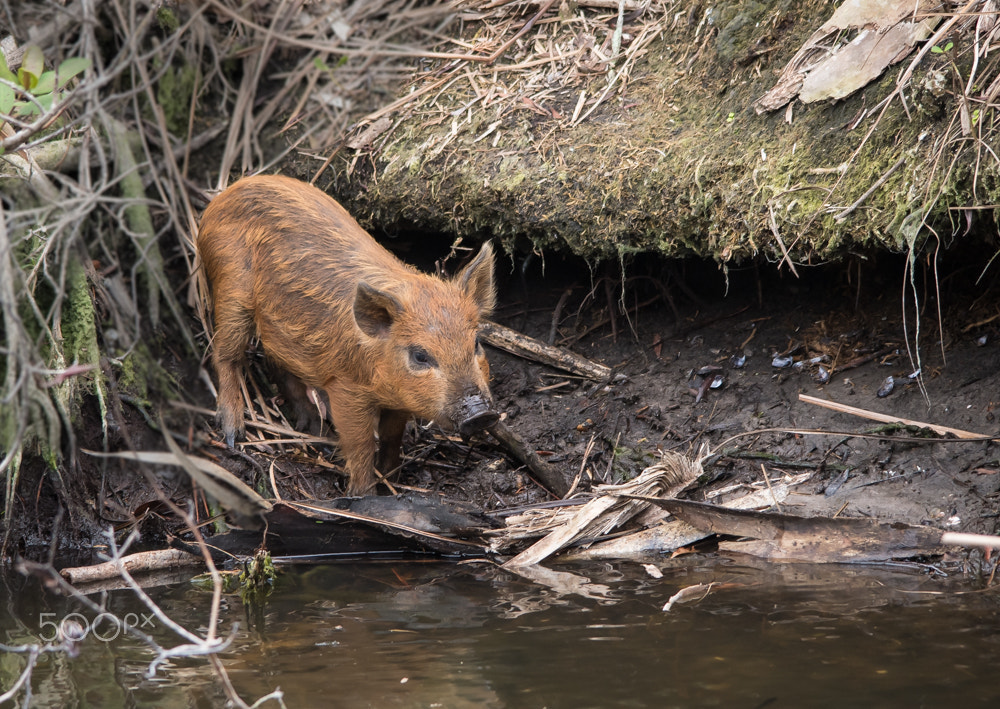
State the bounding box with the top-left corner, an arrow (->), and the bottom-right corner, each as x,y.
799,394 -> 985,439
480,320 -> 619,382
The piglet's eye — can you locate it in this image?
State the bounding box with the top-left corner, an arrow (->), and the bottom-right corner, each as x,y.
408,346 -> 437,369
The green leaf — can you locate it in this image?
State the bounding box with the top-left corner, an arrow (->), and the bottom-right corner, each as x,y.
17,45 -> 44,90
56,57 -> 91,87
14,91 -> 54,117
33,70 -> 55,96
0,53 -> 16,83
27,56 -> 90,96
0,82 -> 13,114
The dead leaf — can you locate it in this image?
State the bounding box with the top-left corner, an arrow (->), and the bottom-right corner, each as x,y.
756,0 -> 940,112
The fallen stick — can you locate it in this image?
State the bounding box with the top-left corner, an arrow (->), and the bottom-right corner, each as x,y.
487,420 -> 570,498
60,549 -> 203,585
798,394 -> 984,439
940,532 -> 1000,550
479,320 -> 618,382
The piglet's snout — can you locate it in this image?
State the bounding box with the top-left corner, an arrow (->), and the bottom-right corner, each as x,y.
456,389 -> 499,436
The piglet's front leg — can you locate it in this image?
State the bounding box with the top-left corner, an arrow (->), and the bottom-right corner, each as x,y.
324,383 -> 380,496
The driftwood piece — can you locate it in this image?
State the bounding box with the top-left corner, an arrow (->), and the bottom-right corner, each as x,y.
60,550 -> 203,584
487,420 -> 570,497
799,394 -> 987,439
181,496 -> 494,560
639,498 -> 952,563
479,320 -> 620,382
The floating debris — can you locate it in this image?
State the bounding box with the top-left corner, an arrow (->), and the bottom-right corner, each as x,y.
663,583 -> 716,612
772,355 -> 794,368
710,375 -> 724,389
643,564 -> 664,579
876,376 -> 895,398
814,365 -> 830,384
730,353 -> 747,368
977,334 -> 988,346
907,369 -> 921,380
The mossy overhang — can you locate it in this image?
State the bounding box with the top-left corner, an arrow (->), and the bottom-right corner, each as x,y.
301,1 -> 993,266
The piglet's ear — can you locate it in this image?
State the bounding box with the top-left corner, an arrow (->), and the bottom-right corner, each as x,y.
457,241 -> 496,316
354,282 -> 402,338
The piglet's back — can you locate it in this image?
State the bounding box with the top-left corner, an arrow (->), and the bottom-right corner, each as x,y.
198,175 -> 414,313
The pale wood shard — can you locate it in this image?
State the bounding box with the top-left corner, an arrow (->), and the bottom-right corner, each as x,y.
798,21 -> 935,103
941,532 -> 1000,549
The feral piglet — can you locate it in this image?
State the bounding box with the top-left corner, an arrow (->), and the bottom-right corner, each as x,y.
197,175 -> 498,495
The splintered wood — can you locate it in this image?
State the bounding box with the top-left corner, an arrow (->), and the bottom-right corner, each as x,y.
498,450 -> 702,567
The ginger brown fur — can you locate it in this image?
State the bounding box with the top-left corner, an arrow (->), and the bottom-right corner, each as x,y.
197,175 -> 497,495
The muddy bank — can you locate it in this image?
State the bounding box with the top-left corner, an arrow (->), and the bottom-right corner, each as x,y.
8,244 -> 999,568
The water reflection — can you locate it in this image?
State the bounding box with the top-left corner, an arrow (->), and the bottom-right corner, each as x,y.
2,558 -> 1000,707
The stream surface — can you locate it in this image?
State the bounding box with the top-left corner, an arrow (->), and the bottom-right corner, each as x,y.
2,557 -> 998,707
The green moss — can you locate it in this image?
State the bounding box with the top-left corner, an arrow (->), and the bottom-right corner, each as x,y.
156,6 -> 180,33
61,258 -> 99,370
3,250 -> 102,475
239,548 -> 277,605
115,342 -> 176,403
47,257 -> 102,425
155,61 -> 197,137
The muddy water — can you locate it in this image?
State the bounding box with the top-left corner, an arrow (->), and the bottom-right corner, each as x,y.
3,558 -> 999,707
